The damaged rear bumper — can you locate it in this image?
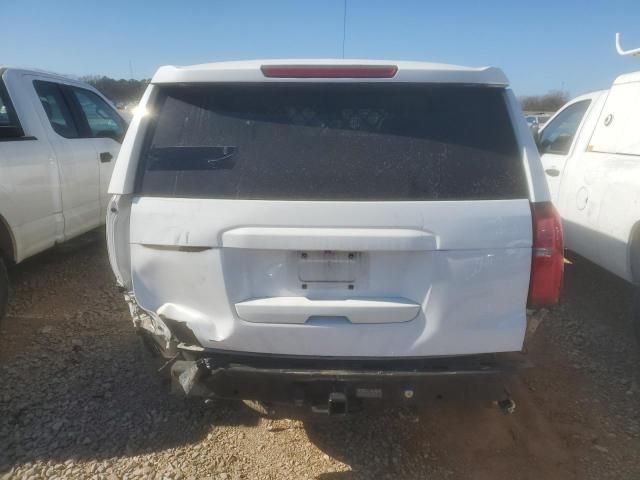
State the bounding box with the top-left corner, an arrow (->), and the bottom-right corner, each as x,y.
125,291 -> 544,412
169,349 -> 529,412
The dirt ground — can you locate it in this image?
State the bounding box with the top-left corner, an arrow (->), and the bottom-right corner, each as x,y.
1,233 -> 639,479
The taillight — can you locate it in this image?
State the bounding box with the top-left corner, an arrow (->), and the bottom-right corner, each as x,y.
528,202 -> 564,308
260,65 -> 398,78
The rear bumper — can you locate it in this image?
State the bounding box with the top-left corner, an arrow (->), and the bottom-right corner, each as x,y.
170,349 -> 529,411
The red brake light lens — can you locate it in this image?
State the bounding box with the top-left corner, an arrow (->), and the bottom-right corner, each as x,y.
260,65 -> 398,78
528,202 -> 564,308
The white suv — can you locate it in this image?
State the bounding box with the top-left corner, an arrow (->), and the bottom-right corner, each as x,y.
107,60 -> 563,413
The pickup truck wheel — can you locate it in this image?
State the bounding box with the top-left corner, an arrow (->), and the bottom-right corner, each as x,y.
0,258 -> 8,322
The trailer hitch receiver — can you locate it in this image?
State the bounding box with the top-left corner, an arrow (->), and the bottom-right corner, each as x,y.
328,392 -> 348,415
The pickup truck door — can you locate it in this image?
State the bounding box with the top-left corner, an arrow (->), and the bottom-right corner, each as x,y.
0,74 -> 62,262
538,99 -> 592,203
30,77 -> 101,239
64,87 -> 126,220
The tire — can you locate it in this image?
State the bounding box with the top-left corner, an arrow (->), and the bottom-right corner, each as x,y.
0,257 -> 8,322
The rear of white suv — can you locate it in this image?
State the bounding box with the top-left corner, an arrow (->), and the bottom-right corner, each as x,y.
107,60 -> 563,413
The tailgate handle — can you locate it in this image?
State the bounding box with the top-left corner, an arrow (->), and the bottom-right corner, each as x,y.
221,227 -> 437,251
235,297 -> 421,324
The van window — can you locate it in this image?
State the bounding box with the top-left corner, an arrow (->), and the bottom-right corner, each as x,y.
617,111 -> 640,156
612,85 -> 640,156
539,100 -> 590,155
33,81 -> 79,139
589,82 -> 640,155
137,83 -> 527,201
70,87 -> 125,141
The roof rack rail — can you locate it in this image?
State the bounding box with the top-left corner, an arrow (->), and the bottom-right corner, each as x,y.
616,33 -> 640,57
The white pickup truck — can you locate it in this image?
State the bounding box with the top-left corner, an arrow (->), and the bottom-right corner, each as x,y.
0,67 -> 126,319
537,45 -> 640,335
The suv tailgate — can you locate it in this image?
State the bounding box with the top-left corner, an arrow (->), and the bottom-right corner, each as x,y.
128,82 -> 532,357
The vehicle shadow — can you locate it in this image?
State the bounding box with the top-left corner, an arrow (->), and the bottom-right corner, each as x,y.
302,376 -> 574,480
0,233 -> 259,472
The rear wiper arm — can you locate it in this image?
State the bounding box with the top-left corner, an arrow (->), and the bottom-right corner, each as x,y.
207,146 -> 237,163
146,146 -> 238,171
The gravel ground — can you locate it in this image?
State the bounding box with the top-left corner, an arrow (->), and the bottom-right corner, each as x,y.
0,233 -> 639,479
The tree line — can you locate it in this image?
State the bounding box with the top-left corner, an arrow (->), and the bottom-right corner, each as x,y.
519,89 -> 570,112
82,75 -> 570,113
81,76 -> 150,106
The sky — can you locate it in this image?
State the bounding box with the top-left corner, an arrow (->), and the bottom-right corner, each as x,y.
3,0 -> 640,96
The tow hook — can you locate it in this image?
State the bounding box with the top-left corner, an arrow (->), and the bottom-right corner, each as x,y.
171,359 -> 217,397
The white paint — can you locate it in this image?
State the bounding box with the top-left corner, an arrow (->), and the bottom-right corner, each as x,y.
107,58 -> 547,357
539,72 -> 640,282
221,227 -> 438,251
234,297 -> 420,324
0,67 -> 123,263
504,89 -> 551,204
126,197 -> 532,356
151,59 -> 509,86
616,33 -> 640,57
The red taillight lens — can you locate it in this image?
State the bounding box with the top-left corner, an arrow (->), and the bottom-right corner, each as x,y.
260,65 -> 398,78
528,202 -> 564,308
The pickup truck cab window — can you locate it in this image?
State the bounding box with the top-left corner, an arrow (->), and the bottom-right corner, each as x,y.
539,100 -> 591,155
33,80 -> 79,139
0,79 -> 24,139
70,87 -> 125,142
0,92 -> 10,126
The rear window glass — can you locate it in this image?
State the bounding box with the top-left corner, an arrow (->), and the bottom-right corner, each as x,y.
137,83 -> 526,200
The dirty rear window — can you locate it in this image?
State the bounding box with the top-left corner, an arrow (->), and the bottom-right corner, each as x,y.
136,83 -> 526,200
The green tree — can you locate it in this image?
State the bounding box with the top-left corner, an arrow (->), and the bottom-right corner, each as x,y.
81,76 -> 150,106
520,90 -> 570,112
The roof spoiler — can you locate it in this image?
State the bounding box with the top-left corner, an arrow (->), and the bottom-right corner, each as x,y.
616,33 -> 640,57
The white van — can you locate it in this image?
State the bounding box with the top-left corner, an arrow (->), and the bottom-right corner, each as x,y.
107,60 -> 563,413
537,36 -> 640,341
0,68 -> 126,319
